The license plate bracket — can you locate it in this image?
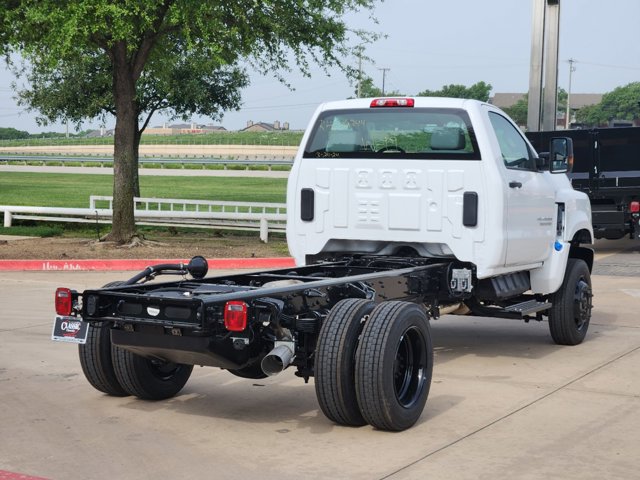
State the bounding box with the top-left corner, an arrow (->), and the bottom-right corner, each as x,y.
52,316 -> 89,344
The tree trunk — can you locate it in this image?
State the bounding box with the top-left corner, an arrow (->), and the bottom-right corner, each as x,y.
103,44 -> 139,243
133,127 -> 141,198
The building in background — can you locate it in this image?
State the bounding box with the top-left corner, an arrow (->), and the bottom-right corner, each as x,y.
143,123 -> 227,135
241,120 -> 290,132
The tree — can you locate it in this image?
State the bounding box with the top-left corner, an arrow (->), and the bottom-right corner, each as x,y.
417,81 -> 493,102
354,75 -> 402,98
0,127 -> 30,140
502,97 -> 528,126
576,82 -> 640,127
501,88 -> 568,128
0,1 -> 376,244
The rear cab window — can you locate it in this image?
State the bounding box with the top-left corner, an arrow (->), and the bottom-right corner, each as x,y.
303,108 -> 481,160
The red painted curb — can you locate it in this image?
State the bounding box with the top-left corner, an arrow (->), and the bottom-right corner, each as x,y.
0,471 -> 48,480
0,258 -> 296,271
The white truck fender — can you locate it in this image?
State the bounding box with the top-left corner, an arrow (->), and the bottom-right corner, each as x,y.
530,185 -> 593,294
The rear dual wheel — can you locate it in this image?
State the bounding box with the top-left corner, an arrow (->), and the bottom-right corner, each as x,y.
111,349 -> 193,400
315,298 -> 375,426
79,281 -> 192,400
78,320 -> 129,396
315,299 -> 433,431
78,281 -> 128,396
355,301 -> 433,431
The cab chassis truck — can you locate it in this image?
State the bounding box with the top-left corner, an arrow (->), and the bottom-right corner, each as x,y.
53,98 -> 594,431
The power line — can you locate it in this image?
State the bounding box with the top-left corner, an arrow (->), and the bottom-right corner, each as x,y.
577,61 -> 640,71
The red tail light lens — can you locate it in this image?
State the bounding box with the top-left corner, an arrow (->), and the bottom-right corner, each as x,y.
224,301 -> 248,332
370,98 -> 415,108
55,287 -> 73,316
630,201 -> 640,213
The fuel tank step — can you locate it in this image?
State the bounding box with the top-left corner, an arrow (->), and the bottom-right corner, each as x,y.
504,300 -> 551,316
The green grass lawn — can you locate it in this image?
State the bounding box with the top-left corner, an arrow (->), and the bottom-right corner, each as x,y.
0,130 -> 304,148
0,172 -> 287,208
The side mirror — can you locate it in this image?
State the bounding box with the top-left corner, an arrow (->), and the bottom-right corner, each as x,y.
536,152 -> 549,170
549,137 -> 574,174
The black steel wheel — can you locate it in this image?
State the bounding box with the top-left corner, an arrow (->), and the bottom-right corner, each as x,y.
315,298 -> 375,427
112,349 -> 193,400
78,281 -> 128,396
355,301 -> 433,431
548,258 -> 593,345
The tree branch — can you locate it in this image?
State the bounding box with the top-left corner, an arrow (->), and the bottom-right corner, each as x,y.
132,0 -> 175,81
138,99 -> 166,134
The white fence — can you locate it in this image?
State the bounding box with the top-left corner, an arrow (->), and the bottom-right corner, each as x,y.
1,196 -> 287,242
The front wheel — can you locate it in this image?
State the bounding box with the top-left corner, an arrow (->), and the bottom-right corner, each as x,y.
548,258 -> 593,345
355,301 -> 433,431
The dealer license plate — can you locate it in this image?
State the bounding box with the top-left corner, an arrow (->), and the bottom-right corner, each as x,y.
52,316 -> 89,344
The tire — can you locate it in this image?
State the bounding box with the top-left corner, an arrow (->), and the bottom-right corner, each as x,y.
112,348 -> 193,400
228,362 -> 268,379
548,258 -> 593,345
78,321 -> 129,396
78,281 -> 128,396
355,301 -> 433,431
315,298 -> 375,426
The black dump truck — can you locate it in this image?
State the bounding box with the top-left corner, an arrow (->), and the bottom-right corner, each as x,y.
527,127 -> 640,240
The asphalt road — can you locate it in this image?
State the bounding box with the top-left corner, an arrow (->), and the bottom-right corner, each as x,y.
1,242 -> 639,479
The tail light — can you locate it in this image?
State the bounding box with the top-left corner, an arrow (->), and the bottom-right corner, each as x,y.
370,98 -> 415,108
630,201 -> 640,213
55,287 -> 74,316
224,301 -> 248,332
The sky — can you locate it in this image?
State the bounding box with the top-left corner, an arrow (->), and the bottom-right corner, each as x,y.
1,0 -> 639,134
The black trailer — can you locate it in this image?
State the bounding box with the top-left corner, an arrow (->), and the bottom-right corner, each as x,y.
527,127 -> 640,240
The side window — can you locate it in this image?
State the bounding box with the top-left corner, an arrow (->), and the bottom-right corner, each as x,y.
489,112 -> 536,171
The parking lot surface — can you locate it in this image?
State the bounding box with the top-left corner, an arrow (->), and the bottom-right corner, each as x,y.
1,242 -> 639,479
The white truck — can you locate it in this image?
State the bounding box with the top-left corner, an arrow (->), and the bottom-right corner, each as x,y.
53,97 -> 594,431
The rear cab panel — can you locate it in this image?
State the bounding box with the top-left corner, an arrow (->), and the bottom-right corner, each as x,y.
287,98 -> 506,277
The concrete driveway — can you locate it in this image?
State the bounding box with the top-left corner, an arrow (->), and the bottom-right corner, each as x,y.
1,245 -> 638,479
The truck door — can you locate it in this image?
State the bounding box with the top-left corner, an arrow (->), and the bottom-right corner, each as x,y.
488,112 -> 556,266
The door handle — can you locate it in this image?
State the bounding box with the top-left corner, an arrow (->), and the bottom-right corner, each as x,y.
509,181 -> 522,189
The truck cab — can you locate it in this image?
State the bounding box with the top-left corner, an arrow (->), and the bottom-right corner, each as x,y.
287,97 -> 593,294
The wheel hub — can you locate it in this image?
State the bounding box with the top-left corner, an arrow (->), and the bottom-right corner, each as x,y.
573,279 -> 593,330
393,327 -> 426,408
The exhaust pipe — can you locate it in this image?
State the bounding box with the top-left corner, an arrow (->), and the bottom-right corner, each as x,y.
261,343 -> 294,376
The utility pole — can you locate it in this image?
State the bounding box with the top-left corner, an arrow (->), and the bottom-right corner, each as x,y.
527,0 -> 545,132
378,67 -> 390,96
565,58 -> 576,129
542,0 -> 560,131
528,0 -> 561,132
